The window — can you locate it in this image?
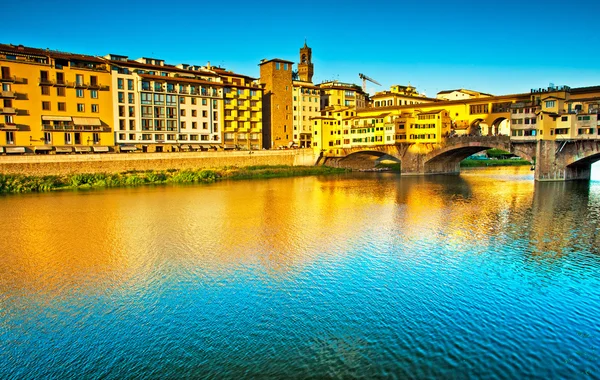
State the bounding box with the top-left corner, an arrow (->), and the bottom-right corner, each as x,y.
179,97 -> 185,104
90,90 -> 98,99
127,79 -> 134,91
56,87 -> 65,96
545,100 -> 556,108
192,122 -> 197,129
117,78 -> 124,89
92,104 -> 99,113
202,99 -> 207,106
128,93 -> 134,103
276,62 -> 280,70
77,104 -> 84,112
76,89 -> 84,98
41,86 -> 50,95
65,133 -> 72,144
129,120 -> 135,130
119,119 -> 126,130
202,110 -> 207,117
181,121 -> 186,129
44,132 -> 52,144
180,109 -> 186,117
42,101 -> 51,110
93,133 -> 100,144
561,116 -> 568,121
118,92 -> 124,103
128,106 -> 134,117
58,102 -> 66,111
76,74 -> 84,86
6,131 -> 14,144
192,110 -> 197,117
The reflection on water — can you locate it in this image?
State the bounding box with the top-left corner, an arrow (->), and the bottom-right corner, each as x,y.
0,167 -> 599,378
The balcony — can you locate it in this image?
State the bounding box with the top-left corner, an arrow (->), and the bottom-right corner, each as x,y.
0,91 -> 15,98
70,63 -> 107,72
0,107 -> 16,114
179,88 -> 188,94
224,92 -> 237,98
166,88 -> 178,94
38,77 -> 54,86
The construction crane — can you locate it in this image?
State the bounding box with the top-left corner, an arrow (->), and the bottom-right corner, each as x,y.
359,73 -> 381,93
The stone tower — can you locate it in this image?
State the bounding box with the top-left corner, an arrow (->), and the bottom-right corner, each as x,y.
298,41 -> 314,83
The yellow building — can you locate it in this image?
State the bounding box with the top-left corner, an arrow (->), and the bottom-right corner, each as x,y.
0,43 -> 114,153
520,85 -> 600,141
212,67 -> 263,150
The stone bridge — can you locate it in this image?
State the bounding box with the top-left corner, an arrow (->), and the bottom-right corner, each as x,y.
323,136 -> 600,181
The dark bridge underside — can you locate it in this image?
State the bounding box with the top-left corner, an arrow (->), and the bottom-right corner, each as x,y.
424,146 -> 492,173
337,151 -> 399,170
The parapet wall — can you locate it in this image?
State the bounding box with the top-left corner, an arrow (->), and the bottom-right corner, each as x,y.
0,149 -> 318,176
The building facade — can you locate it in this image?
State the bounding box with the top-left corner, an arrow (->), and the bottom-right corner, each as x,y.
259,58 -> 294,149
104,55 -> 224,152
0,44 -> 114,153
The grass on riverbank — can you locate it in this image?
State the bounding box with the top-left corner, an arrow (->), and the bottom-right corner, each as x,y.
460,159 -> 532,167
0,165 -> 349,194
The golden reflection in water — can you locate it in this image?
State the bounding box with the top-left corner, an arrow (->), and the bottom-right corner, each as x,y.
1,167 -> 595,295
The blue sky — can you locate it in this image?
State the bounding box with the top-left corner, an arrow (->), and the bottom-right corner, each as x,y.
4,0 -> 600,96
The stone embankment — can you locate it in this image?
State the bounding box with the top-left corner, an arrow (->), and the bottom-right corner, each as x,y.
0,149 -> 318,176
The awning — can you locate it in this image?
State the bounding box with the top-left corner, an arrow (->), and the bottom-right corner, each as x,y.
5,146 -> 26,154
0,147 -> 4,153
119,145 -> 137,152
190,144 -> 201,150
34,146 -> 53,152
224,144 -> 236,149
0,125 -> 18,131
75,146 -> 92,152
41,115 -> 72,121
72,117 -> 101,126
55,146 -> 73,153
92,146 -> 109,152
180,144 -> 190,150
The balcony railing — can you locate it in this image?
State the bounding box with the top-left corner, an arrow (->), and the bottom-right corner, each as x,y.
0,107 -> 16,114
38,77 -> 54,85
0,91 -> 15,98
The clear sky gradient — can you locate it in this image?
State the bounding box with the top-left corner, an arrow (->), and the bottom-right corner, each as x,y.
4,0 -> 600,96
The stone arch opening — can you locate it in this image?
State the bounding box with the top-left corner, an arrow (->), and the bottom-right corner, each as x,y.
337,151 -> 400,170
470,119 -> 487,136
491,117 -> 509,136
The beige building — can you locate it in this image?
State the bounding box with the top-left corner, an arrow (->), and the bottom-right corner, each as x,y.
370,85 -> 436,108
436,88 -> 493,101
103,55 -> 224,152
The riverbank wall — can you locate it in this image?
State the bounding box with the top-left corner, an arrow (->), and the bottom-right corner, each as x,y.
0,149 -> 318,176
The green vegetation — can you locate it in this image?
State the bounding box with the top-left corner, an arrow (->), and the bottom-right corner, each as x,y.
486,149 -> 514,159
460,159 -> 531,167
0,166 -> 349,194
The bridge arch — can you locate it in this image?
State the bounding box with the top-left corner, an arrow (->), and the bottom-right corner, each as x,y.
422,137 -> 527,174
335,150 -> 401,170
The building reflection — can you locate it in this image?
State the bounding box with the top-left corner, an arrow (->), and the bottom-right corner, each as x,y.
1,170 -> 598,296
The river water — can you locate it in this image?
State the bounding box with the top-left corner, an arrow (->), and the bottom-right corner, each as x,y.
1,167 -> 599,379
